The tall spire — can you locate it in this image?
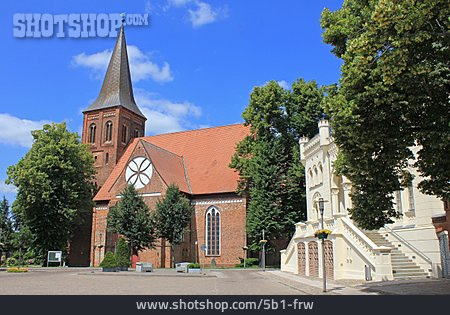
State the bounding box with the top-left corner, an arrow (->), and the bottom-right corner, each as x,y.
84,25 -> 145,119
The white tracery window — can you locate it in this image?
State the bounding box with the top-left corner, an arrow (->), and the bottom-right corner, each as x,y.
318,163 -> 323,184
125,157 -> 153,189
313,166 -> 318,186
408,184 -> 415,213
206,207 -> 220,256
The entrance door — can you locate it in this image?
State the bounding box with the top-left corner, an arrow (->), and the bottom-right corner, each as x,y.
324,240 -> 334,280
297,242 -> 306,275
308,241 -> 318,277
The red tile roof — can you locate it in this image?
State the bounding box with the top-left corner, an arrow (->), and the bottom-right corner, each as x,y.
141,141 -> 191,193
94,124 -> 249,201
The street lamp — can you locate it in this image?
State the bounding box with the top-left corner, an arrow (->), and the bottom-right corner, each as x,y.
260,229 -> 267,271
194,241 -> 198,264
318,197 -> 326,292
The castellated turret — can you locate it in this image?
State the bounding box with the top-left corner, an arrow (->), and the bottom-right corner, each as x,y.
318,119 -> 330,147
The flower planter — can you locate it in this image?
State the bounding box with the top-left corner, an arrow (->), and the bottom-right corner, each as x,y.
119,266 -> 128,271
188,268 -> 201,274
102,267 -> 117,272
317,233 -> 328,240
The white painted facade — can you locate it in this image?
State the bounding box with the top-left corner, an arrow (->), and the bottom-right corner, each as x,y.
281,120 -> 445,281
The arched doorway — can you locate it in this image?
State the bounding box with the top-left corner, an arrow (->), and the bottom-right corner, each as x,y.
297,242 -> 306,275
308,241 -> 319,277
324,240 -> 334,280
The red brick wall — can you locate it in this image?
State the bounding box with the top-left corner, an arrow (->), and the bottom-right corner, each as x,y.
82,107 -> 145,188
433,199 -> 450,249
190,194 -> 247,267
89,139 -> 248,268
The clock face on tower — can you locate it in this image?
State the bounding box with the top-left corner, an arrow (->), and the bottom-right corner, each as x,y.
125,157 -> 153,189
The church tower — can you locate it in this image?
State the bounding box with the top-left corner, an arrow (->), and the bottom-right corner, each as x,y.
81,25 -> 146,189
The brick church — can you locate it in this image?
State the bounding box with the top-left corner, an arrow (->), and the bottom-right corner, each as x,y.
68,25 -> 249,268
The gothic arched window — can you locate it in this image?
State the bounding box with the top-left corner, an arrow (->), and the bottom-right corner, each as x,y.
121,125 -> 128,143
318,163 -> 323,184
133,129 -> 140,138
308,169 -> 313,188
89,123 -> 96,143
206,207 -> 220,256
105,121 -> 113,142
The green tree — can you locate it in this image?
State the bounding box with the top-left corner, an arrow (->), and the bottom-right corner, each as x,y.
154,184 -> 193,267
107,184 -> 156,259
6,123 -> 95,261
321,0 -> 449,229
0,196 -> 14,252
230,80 -> 323,251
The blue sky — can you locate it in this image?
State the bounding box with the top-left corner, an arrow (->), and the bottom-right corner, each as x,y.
0,0 -> 343,201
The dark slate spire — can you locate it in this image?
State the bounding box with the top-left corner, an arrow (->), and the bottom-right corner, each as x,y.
83,25 -> 146,119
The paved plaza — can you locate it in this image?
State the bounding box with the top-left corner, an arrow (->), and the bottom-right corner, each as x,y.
0,268 -> 449,295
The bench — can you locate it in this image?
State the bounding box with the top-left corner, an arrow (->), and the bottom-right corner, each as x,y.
175,262 -> 190,273
136,262 -> 153,272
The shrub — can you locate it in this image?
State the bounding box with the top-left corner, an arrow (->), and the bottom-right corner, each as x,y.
100,252 -> 118,268
235,257 -> 259,268
188,263 -> 200,269
6,268 -> 28,273
6,257 -> 17,267
115,238 -> 131,267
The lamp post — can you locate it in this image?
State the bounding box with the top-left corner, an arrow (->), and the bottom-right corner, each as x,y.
318,197 -> 326,292
98,233 -> 103,265
260,229 -> 267,271
194,241 -> 198,264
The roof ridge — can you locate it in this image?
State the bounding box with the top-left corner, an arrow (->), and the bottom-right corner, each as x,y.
181,156 -> 193,194
141,140 -> 183,158
141,123 -> 245,139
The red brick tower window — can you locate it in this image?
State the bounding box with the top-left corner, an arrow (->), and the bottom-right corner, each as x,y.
133,129 -> 139,138
121,125 -> 128,143
89,123 -> 96,143
105,121 -> 113,142
206,207 -> 220,256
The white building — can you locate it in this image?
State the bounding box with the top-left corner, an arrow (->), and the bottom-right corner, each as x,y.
281,120 -> 446,281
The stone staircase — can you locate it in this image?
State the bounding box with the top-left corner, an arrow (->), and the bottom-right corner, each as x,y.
365,231 -> 429,279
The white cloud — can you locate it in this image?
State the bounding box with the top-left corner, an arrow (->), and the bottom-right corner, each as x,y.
145,1 -> 153,14
0,180 -> 17,195
166,0 -> 228,27
72,45 -> 173,83
277,80 -> 290,90
135,90 -> 203,135
0,113 -> 51,148
188,2 -> 218,27
261,80 -> 291,90
168,0 -> 192,7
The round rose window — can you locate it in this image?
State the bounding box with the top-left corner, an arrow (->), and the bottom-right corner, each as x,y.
125,157 -> 153,189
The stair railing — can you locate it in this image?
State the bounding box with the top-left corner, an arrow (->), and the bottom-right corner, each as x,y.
384,226 -> 433,266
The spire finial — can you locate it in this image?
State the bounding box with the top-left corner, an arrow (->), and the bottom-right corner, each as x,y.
120,12 -> 126,25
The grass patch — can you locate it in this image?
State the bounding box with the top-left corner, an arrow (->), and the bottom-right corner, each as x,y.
6,267 -> 28,273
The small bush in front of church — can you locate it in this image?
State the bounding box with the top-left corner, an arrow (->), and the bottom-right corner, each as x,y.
6,257 -> 17,267
235,257 -> 259,268
100,252 -> 118,272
